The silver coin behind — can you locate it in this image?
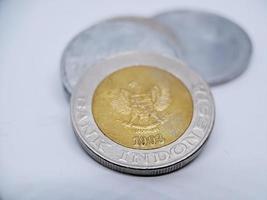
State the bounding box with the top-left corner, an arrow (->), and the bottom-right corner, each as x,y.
71,52 -> 215,176
61,17 -> 182,94
154,10 -> 253,85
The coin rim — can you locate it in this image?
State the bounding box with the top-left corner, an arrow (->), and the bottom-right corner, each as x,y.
71,52 -> 215,175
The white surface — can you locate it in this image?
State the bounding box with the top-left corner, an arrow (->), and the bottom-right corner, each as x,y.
0,0 -> 266,199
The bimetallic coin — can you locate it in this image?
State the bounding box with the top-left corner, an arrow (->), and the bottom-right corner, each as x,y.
61,17 -> 182,94
71,52 -> 215,175
154,10 -> 253,85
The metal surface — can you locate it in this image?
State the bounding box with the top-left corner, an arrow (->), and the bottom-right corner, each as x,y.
92,65 -> 193,150
154,10 -> 253,85
71,52 -> 215,175
61,17 -> 182,94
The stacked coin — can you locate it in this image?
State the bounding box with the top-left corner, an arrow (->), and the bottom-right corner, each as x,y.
61,10 -> 252,175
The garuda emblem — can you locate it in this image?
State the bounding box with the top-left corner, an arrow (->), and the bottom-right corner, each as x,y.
110,81 -> 171,129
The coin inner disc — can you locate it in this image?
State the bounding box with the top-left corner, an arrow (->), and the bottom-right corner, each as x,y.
92,66 -> 193,150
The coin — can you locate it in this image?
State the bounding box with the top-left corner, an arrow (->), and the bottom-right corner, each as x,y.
61,17 -> 182,94
71,52 -> 215,175
154,10 -> 253,85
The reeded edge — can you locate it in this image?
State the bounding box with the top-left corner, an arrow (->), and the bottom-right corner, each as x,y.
154,9 -> 253,86
71,52 -> 215,175
60,16 -> 183,95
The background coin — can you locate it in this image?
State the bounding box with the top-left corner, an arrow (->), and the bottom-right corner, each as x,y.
71,52 -> 215,175
61,17 -> 182,94
154,10 -> 253,85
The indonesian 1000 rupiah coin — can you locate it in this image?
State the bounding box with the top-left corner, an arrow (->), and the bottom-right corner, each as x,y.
71,52 -> 215,175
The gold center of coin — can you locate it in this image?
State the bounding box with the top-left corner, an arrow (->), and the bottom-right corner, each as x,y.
92,66 -> 193,150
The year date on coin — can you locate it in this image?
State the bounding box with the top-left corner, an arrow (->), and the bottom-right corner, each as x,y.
133,134 -> 165,147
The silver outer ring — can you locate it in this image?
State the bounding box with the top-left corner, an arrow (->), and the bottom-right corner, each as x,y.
61,16 -> 182,95
154,9 -> 253,86
71,52 -> 215,176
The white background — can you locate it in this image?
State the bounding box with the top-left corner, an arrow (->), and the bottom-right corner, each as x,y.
0,0 -> 267,199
